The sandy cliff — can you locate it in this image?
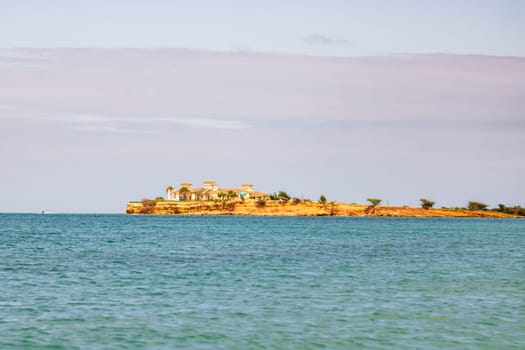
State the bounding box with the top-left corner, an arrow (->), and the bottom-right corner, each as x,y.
126,200 -> 519,218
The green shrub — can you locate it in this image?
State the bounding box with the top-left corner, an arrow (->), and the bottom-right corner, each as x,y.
494,204 -> 525,216
278,191 -> 291,202
468,201 -> 488,211
420,198 -> 435,209
367,198 -> 382,206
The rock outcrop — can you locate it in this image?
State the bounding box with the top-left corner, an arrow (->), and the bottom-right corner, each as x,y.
126,200 -> 519,218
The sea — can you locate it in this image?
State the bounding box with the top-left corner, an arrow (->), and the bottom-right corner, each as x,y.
0,214 -> 524,349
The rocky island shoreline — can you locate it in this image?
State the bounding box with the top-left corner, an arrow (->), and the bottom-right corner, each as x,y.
126,200 -> 520,218
127,180 -> 523,218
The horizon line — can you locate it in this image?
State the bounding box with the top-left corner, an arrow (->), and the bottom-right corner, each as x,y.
2,46 -> 524,60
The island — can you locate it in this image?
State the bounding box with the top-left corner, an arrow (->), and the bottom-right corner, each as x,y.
126,180 -> 523,218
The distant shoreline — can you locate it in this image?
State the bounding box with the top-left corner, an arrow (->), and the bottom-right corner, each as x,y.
126,200 -> 521,218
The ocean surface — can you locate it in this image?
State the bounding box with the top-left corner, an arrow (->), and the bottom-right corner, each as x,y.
0,214 -> 524,349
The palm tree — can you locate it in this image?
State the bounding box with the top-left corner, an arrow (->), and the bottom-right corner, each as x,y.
227,190 -> 238,201
165,186 -> 174,200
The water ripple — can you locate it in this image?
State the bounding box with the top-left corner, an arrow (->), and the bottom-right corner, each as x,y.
0,215 -> 524,349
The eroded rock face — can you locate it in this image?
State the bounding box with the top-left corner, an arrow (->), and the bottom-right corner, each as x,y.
126,200 -> 332,216
126,201 -> 236,215
126,201 -> 519,217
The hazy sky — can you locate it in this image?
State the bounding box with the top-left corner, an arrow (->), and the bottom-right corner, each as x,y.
1,1 -> 524,212
2,0 -> 525,57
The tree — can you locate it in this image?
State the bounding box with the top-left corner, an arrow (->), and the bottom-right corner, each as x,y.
278,191 -> 291,202
217,192 -> 227,201
468,201 -> 488,211
493,204 -> 525,216
292,197 -> 302,204
367,198 -> 382,207
365,198 -> 381,215
179,186 -> 190,201
319,195 -> 327,204
227,190 -> 238,201
420,198 -> 435,209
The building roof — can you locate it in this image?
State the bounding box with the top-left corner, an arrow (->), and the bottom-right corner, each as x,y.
171,181 -> 268,196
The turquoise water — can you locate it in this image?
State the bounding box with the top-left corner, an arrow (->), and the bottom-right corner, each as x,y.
0,214 -> 524,349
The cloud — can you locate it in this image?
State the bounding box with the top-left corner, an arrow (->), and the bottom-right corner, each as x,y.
0,49 -> 57,69
302,34 -> 351,46
1,48 -> 524,212
1,49 -> 524,131
165,118 -> 247,130
0,109 -> 248,132
71,115 -> 248,131
0,104 -> 16,111
69,125 -> 150,134
0,49 -> 56,61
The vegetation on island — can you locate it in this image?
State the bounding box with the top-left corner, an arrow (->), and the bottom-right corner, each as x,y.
420,198 -> 435,209
364,198 -> 381,215
179,187 -> 190,200
131,187 -> 524,217
494,204 -> 525,216
468,201 -> 488,211
269,191 -> 292,203
367,198 -> 382,207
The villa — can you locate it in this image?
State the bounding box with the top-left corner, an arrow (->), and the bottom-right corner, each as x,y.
165,181 -> 269,201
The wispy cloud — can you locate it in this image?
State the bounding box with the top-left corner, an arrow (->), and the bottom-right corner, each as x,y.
68,125 -> 151,134
0,49 -> 57,69
302,34 -> 351,46
0,104 -> 17,111
0,109 -> 249,133
1,49 -> 523,134
0,49 -> 54,60
1,48 -> 524,211
72,115 -> 249,131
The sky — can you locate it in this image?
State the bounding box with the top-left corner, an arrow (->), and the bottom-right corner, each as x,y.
2,0 -> 525,57
1,1 -> 524,213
